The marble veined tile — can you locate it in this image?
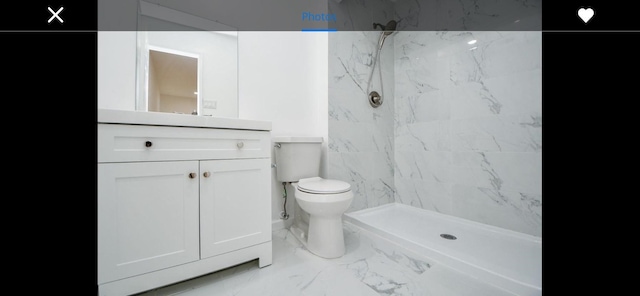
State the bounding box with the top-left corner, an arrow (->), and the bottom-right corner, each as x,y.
329,121 -> 372,153
395,0 -> 541,31
327,152 -> 372,212
329,0 -> 395,31
448,69 -> 541,118
329,31 -> 379,93
452,151 -> 541,195
395,150 -> 452,183
394,121 -> 451,152
329,88 -> 373,123
451,113 -> 542,153
391,30 -> 541,235
367,177 -> 395,208
447,32 -> 541,86
393,177 -> 453,215
452,184 -> 542,236
141,225 -> 518,296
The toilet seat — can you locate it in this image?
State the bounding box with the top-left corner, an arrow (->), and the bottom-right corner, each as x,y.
297,177 -> 351,194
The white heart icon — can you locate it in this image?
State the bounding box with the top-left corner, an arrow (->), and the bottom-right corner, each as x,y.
578,7 -> 594,23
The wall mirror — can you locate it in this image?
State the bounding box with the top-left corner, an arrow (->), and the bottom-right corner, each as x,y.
136,0 -> 238,117
146,47 -> 199,114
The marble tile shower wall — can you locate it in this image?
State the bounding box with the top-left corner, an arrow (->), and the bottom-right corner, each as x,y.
327,31 -> 396,212
393,31 -> 542,237
328,0 -> 395,31
326,2 -> 542,236
393,0 -> 541,31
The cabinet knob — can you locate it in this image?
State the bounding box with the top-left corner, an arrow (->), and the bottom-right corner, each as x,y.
145,141 -> 153,147
237,141 -> 244,149
203,171 -> 211,178
189,172 -> 196,179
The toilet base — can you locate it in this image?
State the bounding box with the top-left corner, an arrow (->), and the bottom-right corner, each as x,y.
306,215 -> 346,259
289,224 -> 308,245
293,183 -> 353,259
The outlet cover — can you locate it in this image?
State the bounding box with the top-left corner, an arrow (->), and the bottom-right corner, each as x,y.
203,100 -> 217,109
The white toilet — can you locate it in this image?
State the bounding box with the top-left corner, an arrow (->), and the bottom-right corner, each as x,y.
274,137 -> 353,258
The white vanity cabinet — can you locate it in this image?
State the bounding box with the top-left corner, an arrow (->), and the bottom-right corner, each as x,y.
199,159 -> 271,259
98,161 -> 201,283
97,110 -> 272,296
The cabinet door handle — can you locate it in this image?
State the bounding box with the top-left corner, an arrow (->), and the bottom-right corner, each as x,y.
237,141 -> 244,149
203,171 -> 211,178
145,141 -> 153,147
189,173 -> 197,179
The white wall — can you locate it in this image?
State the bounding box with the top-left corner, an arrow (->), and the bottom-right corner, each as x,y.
238,32 -> 328,228
97,32 -> 137,110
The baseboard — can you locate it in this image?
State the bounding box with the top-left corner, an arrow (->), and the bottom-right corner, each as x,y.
271,218 -> 292,232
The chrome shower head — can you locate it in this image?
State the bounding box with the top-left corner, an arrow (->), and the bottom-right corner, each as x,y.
375,20 -> 398,49
373,20 -> 398,35
382,20 -> 397,35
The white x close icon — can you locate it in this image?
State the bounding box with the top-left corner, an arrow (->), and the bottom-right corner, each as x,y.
48,6 -> 64,24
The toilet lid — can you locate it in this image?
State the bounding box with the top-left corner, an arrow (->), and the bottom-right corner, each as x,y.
297,177 -> 351,194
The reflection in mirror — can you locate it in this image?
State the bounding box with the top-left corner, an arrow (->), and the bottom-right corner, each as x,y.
136,0 -> 238,118
147,48 -> 199,114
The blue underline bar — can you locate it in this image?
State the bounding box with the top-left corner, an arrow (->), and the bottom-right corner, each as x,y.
301,28 -> 337,32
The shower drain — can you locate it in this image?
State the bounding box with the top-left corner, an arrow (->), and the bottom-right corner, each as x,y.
440,234 -> 457,240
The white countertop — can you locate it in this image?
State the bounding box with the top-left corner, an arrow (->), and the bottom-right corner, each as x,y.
98,109 -> 271,131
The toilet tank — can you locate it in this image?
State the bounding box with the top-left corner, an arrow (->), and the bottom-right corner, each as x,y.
273,137 -> 323,182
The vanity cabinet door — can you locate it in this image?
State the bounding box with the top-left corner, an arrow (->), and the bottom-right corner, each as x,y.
98,161 -> 200,284
199,159 -> 271,259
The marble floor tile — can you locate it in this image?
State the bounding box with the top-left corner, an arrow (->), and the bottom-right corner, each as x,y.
139,224 -> 516,296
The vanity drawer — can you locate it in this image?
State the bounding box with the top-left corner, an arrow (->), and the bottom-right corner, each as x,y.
98,124 -> 270,163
